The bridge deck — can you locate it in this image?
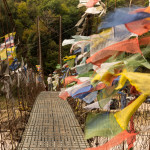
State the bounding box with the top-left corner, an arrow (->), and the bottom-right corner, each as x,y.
18,91 -> 89,150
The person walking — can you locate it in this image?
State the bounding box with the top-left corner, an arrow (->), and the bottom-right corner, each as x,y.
47,74 -> 53,91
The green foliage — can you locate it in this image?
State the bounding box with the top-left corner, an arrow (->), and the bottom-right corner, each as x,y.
103,0 -> 149,10
0,0 -> 83,75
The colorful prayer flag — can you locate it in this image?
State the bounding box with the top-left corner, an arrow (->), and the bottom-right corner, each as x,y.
36,65 -> 41,72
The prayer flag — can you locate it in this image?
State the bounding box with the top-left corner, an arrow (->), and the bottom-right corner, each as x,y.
82,91 -> 98,103
114,94 -> 147,130
76,63 -> 93,74
85,0 -> 99,8
59,91 -> 70,100
125,19 -> 150,35
85,112 -> 122,139
63,55 -> 76,62
86,38 -> 142,66
116,71 -> 150,94
36,65 -> 41,72
59,80 -> 91,100
84,101 -> 100,110
0,48 -> 7,60
72,85 -> 93,98
86,130 -> 137,150
139,36 -> 150,46
125,7 -> 150,35
91,61 -> 121,83
64,76 -> 82,86
98,85 -> 117,109
99,7 -> 150,30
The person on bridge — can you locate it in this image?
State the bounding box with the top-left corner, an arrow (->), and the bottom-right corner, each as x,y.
47,74 -> 53,91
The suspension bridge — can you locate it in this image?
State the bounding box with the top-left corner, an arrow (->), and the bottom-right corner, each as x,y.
17,91 -> 89,150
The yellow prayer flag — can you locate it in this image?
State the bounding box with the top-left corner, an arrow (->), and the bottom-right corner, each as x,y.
0,48 -> 7,60
9,58 -> 14,65
116,71 -> 150,95
5,32 -> 16,38
91,28 -> 113,49
91,73 -> 101,83
63,55 -> 76,62
114,94 -> 147,130
0,47 -> 16,61
92,62 -> 122,84
115,75 -> 127,90
7,47 -> 16,59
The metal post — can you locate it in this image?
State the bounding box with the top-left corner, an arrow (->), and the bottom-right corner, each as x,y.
37,16 -> 44,84
115,0 -> 117,9
86,15 -> 89,36
37,16 -> 42,68
123,141 -> 124,150
59,16 -> 62,67
129,0 -> 132,8
105,0 -> 107,8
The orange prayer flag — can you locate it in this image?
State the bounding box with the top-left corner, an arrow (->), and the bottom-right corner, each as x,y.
59,91 -> 70,100
86,130 -> 137,150
64,76 -> 82,86
86,38 -> 142,66
125,19 -> 150,35
139,36 -> 150,46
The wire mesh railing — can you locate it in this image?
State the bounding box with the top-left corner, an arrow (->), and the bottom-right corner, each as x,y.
0,69 -> 44,150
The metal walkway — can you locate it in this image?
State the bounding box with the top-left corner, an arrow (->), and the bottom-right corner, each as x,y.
18,91 -> 89,150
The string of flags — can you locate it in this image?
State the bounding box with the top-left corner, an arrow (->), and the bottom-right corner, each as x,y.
0,32 -> 21,74
59,2 -> 150,149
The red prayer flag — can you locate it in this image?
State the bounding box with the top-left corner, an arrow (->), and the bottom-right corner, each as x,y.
125,7 -> 150,35
59,91 -> 70,100
125,19 -> 150,36
87,38 -> 142,66
64,76 -> 82,86
94,82 -> 106,91
86,0 -> 99,8
125,100 -> 136,150
139,36 -> 150,46
86,130 -> 137,150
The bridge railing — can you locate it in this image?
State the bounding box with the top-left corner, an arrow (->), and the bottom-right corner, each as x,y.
0,69 -> 44,150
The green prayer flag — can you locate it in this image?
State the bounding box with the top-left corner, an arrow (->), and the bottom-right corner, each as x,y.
67,59 -> 75,68
85,112 -> 122,139
77,71 -> 94,78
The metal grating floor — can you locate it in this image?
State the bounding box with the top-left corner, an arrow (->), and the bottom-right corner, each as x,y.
18,91 -> 89,150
